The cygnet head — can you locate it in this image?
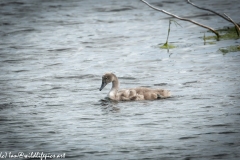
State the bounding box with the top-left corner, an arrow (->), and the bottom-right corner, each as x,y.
99,73 -> 115,91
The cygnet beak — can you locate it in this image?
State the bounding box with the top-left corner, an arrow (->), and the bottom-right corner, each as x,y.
99,81 -> 107,91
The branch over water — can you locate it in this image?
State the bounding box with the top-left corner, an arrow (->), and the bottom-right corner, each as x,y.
187,0 -> 240,27
187,0 -> 240,37
224,13 -> 240,37
141,0 -> 220,40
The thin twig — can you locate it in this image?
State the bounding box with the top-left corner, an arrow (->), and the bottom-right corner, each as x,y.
224,13 -> 240,37
166,20 -> 171,53
187,0 -> 240,27
166,20 -> 171,44
141,0 -> 220,40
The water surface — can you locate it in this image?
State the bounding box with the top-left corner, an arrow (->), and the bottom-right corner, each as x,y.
0,0 -> 240,159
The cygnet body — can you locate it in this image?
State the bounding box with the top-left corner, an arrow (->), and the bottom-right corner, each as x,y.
99,73 -> 171,101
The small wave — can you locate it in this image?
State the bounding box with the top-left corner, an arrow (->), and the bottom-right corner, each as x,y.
154,83 -> 168,86
207,124 -> 232,127
96,6 -> 135,12
179,136 -> 198,140
48,48 -> 73,52
13,70 -> 29,73
6,28 -> 35,35
55,74 -> 96,80
119,76 -> 136,80
218,131 -> 238,134
182,81 -> 199,85
0,2 -> 24,6
0,103 -> 15,111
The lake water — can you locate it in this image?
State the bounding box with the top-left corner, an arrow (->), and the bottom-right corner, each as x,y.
0,0 -> 240,159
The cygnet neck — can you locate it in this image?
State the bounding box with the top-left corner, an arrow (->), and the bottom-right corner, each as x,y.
108,74 -> 119,99
111,74 -> 119,91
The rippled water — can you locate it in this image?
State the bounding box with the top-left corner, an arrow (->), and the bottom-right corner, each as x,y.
0,0 -> 240,159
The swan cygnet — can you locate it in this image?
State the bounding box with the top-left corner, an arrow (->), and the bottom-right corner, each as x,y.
99,73 -> 171,101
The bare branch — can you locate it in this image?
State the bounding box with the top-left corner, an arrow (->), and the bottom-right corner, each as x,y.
224,13 -> 240,37
141,0 -> 219,39
187,0 -> 240,27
